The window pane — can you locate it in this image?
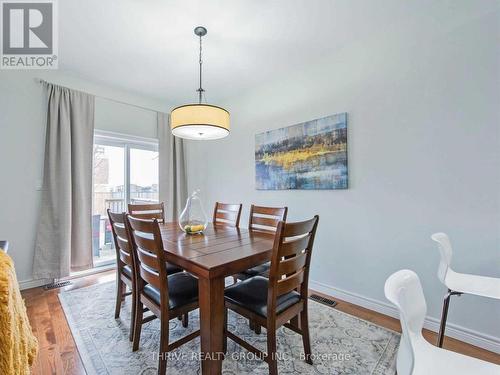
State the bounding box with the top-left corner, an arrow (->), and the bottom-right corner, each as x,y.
92,144 -> 125,266
130,148 -> 159,204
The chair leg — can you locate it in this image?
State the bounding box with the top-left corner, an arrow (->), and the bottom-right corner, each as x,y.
437,290 -> 454,348
290,316 -> 300,330
223,308 -> 228,355
300,309 -> 313,365
132,299 -> 144,351
254,324 -> 261,334
249,319 -> 255,331
182,313 -> 189,328
129,286 -> 137,342
114,278 -> 125,319
121,286 -> 127,301
267,325 -> 278,375
158,317 -> 169,375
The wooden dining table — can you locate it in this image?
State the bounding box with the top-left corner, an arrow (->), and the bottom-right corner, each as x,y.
158,222 -> 275,375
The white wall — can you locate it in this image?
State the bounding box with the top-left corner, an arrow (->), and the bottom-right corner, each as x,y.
186,10 -> 500,349
0,70 -> 170,284
95,97 -> 157,139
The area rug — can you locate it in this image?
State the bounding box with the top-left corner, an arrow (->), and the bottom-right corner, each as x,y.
58,281 -> 399,374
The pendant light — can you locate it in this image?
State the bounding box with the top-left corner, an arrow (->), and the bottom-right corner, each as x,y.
171,26 -> 230,140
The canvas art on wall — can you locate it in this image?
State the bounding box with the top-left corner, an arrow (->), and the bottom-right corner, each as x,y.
255,113 -> 348,190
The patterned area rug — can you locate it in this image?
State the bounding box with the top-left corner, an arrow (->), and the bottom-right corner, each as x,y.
59,281 -> 399,374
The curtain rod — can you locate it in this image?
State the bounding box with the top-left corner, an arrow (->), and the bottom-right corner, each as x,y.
35,78 -> 164,114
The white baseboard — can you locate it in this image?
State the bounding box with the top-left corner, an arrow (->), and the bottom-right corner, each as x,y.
310,279 -> 500,354
19,265 -> 116,291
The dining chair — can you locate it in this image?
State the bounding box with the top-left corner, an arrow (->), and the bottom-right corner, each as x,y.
128,202 -> 166,222
234,205 -> 288,282
224,215 -> 319,375
127,215 -> 200,375
107,210 -> 137,341
129,202 -> 188,328
384,269 -> 499,375
129,202 -> 183,281
431,233 -> 500,347
234,204 -> 289,334
212,202 -> 242,227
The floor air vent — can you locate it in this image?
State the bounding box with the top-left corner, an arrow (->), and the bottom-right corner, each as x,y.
310,294 -> 337,308
43,280 -> 72,290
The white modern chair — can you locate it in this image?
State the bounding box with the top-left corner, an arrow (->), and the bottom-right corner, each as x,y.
384,269 -> 499,375
431,233 -> 500,347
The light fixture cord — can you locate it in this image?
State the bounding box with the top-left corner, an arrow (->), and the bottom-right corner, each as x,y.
197,34 -> 204,104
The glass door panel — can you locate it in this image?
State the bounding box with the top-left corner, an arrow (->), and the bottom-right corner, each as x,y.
130,148 -> 159,204
92,144 -> 125,266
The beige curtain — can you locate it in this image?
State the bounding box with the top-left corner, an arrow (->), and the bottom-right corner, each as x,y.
157,112 -> 187,221
33,83 -> 95,280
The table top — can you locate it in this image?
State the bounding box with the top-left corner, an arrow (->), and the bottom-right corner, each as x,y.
159,222 -> 274,279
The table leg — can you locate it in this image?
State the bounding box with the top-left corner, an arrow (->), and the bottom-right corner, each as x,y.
199,276 -> 225,375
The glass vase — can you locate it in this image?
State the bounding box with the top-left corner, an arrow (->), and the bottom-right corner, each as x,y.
179,190 -> 208,234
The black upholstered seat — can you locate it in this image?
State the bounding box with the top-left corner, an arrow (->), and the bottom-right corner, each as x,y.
143,272 -> 198,310
234,262 -> 270,280
225,276 -> 300,318
123,263 -> 181,279
166,263 -> 183,275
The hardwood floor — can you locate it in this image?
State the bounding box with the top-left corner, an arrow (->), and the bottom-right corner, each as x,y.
310,289 -> 500,365
22,271 -> 116,375
21,271 -> 500,374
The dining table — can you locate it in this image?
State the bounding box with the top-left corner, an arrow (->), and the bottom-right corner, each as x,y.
158,222 -> 275,375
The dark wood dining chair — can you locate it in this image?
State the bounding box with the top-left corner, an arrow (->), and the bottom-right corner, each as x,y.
107,210 -> 137,341
224,215 -> 319,375
234,205 -> 288,282
129,201 -> 188,327
127,215 -> 200,375
107,209 -> 141,341
128,202 -> 166,222
128,201 -> 183,276
212,202 -> 243,227
235,205 -> 288,333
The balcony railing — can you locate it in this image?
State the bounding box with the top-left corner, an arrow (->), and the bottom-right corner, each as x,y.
105,198 -> 124,213
93,192 -> 159,216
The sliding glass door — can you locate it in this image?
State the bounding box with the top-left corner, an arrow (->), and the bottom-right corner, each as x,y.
92,143 -> 125,266
92,132 -> 159,267
130,148 -> 159,204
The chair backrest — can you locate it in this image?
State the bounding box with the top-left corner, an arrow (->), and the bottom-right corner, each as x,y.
249,204 -> 288,233
267,216 -> 319,310
128,202 -> 165,222
213,202 -> 242,227
384,269 -> 427,375
431,233 -> 453,284
107,210 -> 136,274
127,215 -> 168,301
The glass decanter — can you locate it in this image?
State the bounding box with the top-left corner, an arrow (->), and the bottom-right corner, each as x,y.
179,190 -> 208,234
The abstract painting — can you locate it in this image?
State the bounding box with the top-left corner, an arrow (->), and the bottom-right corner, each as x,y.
255,113 -> 348,190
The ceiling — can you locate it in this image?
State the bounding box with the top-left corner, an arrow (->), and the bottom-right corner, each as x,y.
59,0 -> 498,105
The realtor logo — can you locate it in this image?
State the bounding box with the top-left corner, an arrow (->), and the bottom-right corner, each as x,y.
1,0 -> 58,69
